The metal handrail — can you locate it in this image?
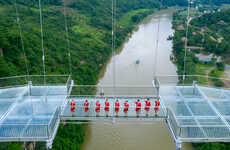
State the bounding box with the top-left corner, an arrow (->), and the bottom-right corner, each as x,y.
0,75 -> 70,80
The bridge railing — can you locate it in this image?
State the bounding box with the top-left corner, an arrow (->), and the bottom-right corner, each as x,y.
0,107 -> 61,141
0,76 -> 28,89
0,123 -> 50,141
156,75 -> 230,99
28,75 -> 70,86
60,96 -> 168,119
70,85 -> 156,97
61,105 -> 167,119
167,108 -> 230,141
0,75 -> 70,89
156,75 -> 230,89
167,108 -> 180,137
178,125 -> 230,140
48,107 -> 61,138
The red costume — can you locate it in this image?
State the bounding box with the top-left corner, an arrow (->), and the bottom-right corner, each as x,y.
115,101 -> 120,112
144,100 -> 151,111
123,102 -> 129,113
84,101 -> 89,112
154,100 -> 160,111
104,101 -> 110,112
70,101 -> 76,112
95,101 -> 100,112
135,101 -> 141,112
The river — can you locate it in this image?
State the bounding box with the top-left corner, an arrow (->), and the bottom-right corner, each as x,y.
81,9 -> 194,150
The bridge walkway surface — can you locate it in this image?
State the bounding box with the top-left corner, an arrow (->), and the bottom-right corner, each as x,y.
0,76 -> 230,150
60,97 -> 167,121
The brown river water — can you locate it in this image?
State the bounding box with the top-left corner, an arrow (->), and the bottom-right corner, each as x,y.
81,9 -> 194,150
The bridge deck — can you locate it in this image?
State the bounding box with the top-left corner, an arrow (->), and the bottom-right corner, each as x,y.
61,97 -> 167,120
0,86 -> 67,141
0,82 -> 230,145
161,85 -> 230,142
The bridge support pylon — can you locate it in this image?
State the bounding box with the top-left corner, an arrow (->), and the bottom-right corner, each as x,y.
46,140 -> 53,149
112,118 -> 116,124
176,141 -> 182,150
152,77 -> 160,99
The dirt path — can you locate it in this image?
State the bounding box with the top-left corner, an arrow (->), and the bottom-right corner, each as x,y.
205,66 -> 215,86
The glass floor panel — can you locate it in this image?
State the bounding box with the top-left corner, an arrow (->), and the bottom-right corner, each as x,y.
177,87 -> 203,99
169,101 -> 192,117
0,85 -> 67,141
178,118 -> 197,126
162,85 -> 230,142
213,101 -> 230,116
198,118 -> 225,126
200,87 -> 227,100
187,101 -> 217,116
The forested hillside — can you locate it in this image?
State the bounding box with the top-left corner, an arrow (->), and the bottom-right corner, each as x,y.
0,0 -> 162,85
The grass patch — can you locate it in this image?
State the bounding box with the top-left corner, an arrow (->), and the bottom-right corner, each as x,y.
195,63 -> 214,85
118,9 -> 153,27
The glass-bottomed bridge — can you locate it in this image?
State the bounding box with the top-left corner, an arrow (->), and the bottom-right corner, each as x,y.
0,75 -> 230,150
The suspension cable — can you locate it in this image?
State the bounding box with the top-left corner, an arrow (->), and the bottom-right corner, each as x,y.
153,14 -> 161,77
63,0 -> 72,75
183,0 -> 191,85
38,0 -> 46,85
14,0 -> 29,80
112,0 -> 116,96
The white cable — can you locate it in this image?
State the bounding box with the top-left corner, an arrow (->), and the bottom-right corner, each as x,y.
63,0 -> 72,75
183,0 -> 191,85
14,0 -> 29,80
112,0 -> 116,96
39,0 -> 46,85
153,15 -> 161,77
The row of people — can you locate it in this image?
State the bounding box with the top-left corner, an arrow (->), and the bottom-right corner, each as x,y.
70,98 -> 160,117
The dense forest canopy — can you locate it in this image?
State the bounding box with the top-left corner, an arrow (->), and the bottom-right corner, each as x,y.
0,0 -> 228,82
188,8 -> 230,59
172,5 -> 230,77
0,0 -> 161,85
196,0 -> 230,5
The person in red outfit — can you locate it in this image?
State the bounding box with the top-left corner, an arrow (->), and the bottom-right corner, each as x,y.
123,100 -> 129,117
84,100 -> 89,117
104,98 -> 110,117
135,99 -> 141,117
70,100 -> 76,117
144,98 -> 151,117
154,98 -> 160,116
95,100 -> 101,117
115,99 -> 120,117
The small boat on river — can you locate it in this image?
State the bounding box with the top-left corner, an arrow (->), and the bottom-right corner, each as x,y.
136,58 -> 140,64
